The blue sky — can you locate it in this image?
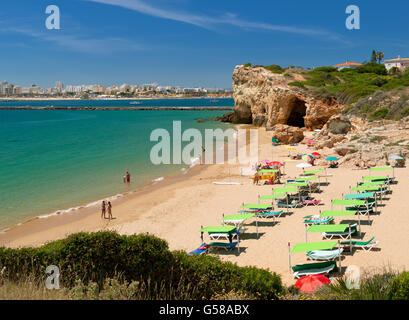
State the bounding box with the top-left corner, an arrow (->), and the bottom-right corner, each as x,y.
1,0 -> 409,88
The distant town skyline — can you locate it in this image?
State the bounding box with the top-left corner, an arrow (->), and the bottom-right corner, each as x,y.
1,1 -> 409,87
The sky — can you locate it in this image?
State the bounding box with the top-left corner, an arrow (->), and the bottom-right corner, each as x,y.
0,0 -> 409,88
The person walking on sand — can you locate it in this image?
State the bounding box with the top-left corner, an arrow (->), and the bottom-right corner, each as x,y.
101,201 -> 106,219
126,171 -> 131,183
107,201 -> 112,220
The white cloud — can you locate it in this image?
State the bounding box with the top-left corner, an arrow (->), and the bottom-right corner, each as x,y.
85,0 -> 347,41
2,28 -> 145,54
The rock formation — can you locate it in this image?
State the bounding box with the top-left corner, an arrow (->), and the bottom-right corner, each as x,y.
231,65 -> 343,129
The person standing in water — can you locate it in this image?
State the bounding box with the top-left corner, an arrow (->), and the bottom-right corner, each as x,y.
107,201 -> 112,220
101,201 -> 106,219
126,171 -> 131,183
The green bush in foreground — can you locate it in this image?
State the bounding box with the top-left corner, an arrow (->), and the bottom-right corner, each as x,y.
0,231 -> 284,300
315,268 -> 409,300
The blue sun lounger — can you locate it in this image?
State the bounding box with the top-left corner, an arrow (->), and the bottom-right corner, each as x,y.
189,243 -> 210,255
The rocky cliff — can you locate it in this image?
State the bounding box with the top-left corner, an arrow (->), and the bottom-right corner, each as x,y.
231,65 -> 343,129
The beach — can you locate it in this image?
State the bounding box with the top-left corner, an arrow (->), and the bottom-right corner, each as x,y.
1,126 -> 408,285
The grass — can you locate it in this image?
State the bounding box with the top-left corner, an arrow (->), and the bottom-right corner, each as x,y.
315,267 -> 409,300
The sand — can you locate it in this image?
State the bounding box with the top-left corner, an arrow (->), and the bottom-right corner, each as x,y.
1,127 -> 408,285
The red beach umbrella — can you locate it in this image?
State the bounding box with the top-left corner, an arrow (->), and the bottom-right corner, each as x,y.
269,161 -> 283,167
311,152 -> 321,158
294,275 -> 330,293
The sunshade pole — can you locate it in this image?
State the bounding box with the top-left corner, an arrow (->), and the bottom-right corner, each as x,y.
288,242 -> 292,272
338,240 -> 342,275
200,225 -> 204,243
258,195 -> 260,204
358,212 -> 361,237
349,225 -> 352,253
375,193 -> 378,214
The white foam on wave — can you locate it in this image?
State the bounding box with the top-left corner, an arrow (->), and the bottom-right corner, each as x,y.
36,193 -> 124,220
153,177 -> 164,182
190,156 -> 201,167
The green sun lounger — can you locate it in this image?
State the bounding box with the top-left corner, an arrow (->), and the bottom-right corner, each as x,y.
208,242 -> 239,252
292,261 -> 338,279
341,236 -> 379,251
199,226 -> 239,241
321,223 -> 358,240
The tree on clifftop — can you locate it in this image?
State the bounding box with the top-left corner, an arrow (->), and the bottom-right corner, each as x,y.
376,51 -> 385,64
371,50 -> 377,63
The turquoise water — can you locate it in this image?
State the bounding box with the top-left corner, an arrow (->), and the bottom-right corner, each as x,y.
0,99 -> 233,229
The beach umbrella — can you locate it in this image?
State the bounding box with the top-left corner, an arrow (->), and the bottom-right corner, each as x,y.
326,156 -> 339,161
294,275 -> 330,293
285,146 -> 296,150
296,163 -> 312,169
311,152 -> 321,158
389,155 -> 403,160
306,139 -> 315,145
261,159 -> 270,163
269,161 -> 283,168
301,154 -> 309,161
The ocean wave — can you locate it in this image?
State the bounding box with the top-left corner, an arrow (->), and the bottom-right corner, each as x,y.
152,177 -> 164,182
36,193 -> 124,220
190,156 -> 201,167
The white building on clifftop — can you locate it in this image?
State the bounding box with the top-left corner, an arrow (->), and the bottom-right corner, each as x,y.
384,56 -> 409,71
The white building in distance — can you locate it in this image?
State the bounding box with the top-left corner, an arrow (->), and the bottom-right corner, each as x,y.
384,56 -> 409,71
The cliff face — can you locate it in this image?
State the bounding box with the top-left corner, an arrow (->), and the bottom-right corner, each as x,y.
231,65 -> 343,129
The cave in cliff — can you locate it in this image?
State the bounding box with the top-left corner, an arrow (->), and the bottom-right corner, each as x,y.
286,97 -> 307,128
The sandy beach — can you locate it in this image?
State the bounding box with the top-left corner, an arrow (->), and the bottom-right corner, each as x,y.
1,126 -> 408,285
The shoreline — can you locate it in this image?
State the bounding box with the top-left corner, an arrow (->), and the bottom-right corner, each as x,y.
0,160 -> 211,247
0,122 -> 238,246
0,96 -> 233,101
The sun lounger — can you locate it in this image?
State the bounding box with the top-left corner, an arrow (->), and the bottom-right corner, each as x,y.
292,261 -> 338,279
200,226 -> 240,242
208,242 -> 239,252
303,200 -> 322,206
341,236 -> 379,252
304,215 -> 334,225
322,223 -> 358,240
189,243 -> 210,255
307,248 -> 343,261
277,200 -> 304,208
256,210 -> 284,219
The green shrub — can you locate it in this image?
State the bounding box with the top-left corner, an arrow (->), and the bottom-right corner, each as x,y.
356,63 -> 387,75
328,120 -> 352,134
288,81 -> 306,89
391,272 -> 409,300
369,108 -> 389,120
314,66 -> 338,73
263,64 -> 284,74
0,231 -> 284,300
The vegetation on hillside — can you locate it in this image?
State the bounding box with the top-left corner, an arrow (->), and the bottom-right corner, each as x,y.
244,50 -> 409,120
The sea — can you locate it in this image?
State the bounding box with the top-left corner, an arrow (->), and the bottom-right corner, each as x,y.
0,98 -> 234,230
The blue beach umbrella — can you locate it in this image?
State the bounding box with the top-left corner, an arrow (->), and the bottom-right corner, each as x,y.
326,156 -> 338,161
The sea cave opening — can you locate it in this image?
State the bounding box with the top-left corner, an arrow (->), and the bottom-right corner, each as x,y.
286,97 -> 307,128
